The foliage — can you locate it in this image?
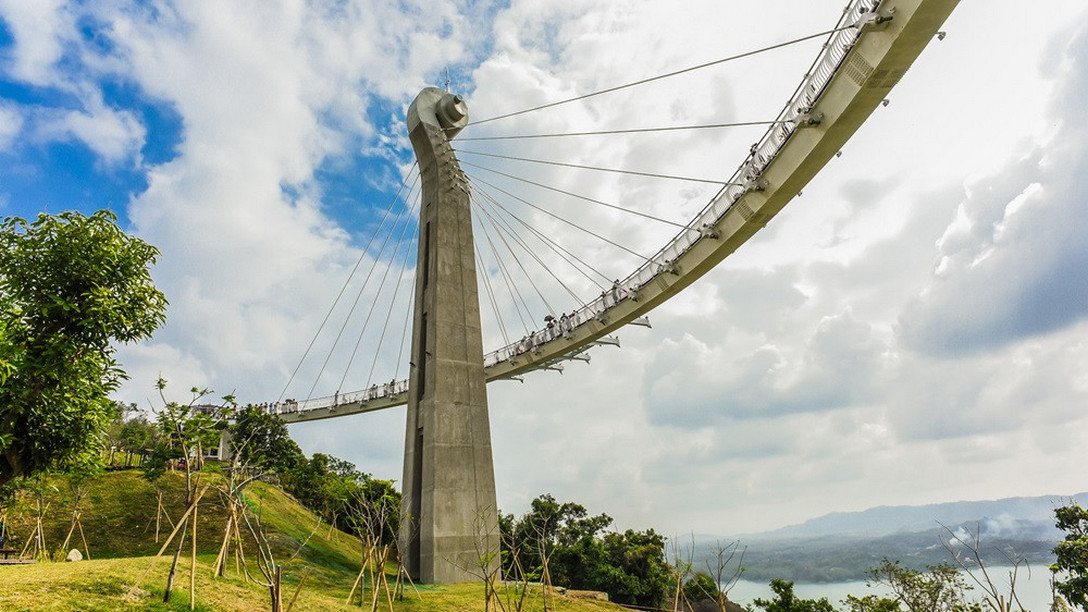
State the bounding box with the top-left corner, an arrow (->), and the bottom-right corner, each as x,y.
684,571 -> 725,605
229,405 -> 305,475
845,594 -> 904,612
1051,501 -> 1088,609
117,414 -> 157,464
502,492 -> 612,580
281,453 -> 400,543
502,493 -> 671,607
0,211 -> 167,486
752,579 -> 837,612
154,395 -> 226,465
864,559 -> 981,612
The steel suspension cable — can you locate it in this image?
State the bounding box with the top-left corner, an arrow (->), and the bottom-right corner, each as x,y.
457,148 -> 733,185
471,189 -> 583,305
472,194 -> 560,321
357,223 -> 418,393
304,178 -> 421,400
456,120 -> 782,142
394,280 -> 415,381
471,180 -> 610,289
465,171 -> 655,263
280,163 -> 418,402
339,194 -> 420,393
460,160 -> 688,229
472,197 -> 535,334
464,24 -> 855,128
473,229 -> 512,348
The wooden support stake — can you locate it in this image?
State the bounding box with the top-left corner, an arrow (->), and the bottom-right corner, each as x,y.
189,499 -> 197,610
128,486 -> 208,597
286,567 -> 312,612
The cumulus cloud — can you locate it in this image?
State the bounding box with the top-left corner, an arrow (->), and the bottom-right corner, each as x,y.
0,101 -> 22,149
897,27 -> 1088,356
0,0 -> 70,86
37,99 -> 146,164
641,267 -> 887,428
29,1 -> 503,399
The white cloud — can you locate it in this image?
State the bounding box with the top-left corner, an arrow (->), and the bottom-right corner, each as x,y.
898,27 -> 1088,355
37,98 -> 146,164
0,101 -> 23,149
0,0 -> 70,86
53,1 -> 500,406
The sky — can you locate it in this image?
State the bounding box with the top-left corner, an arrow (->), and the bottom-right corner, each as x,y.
1,0 -> 1086,537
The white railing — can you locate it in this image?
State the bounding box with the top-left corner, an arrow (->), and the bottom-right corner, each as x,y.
269,378 -> 410,416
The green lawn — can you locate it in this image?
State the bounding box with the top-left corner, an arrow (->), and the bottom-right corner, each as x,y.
0,554 -> 622,611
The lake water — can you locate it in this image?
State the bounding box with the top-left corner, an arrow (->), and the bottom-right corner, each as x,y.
726,567 -> 1056,612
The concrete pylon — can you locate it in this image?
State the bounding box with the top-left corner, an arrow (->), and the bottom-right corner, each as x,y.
399,87 -> 499,584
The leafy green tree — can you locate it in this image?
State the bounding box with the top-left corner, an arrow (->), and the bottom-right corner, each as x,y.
684,571 -> 724,606
117,413 -> 157,466
0,211 -> 167,485
229,405 -> 304,475
502,494 -> 669,607
596,528 -> 672,606
845,594 -> 904,612
503,493 -> 611,582
1052,501 -> 1088,609
864,559 -> 980,612
752,579 -> 837,612
281,452 -> 400,540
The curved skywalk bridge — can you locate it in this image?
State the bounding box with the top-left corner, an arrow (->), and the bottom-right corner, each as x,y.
277,0 -> 959,425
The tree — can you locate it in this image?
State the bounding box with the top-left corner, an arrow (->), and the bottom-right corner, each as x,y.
864,559 -> 981,612
845,594 -> 904,612
686,539 -> 746,612
117,412 -> 157,467
499,493 -> 670,607
229,405 -> 304,475
0,211 -> 167,486
146,380 -> 229,606
752,579 -> 837,612
1051,501 -> 1088,609
938,522 -> 1028,612
502,493 -> 612,584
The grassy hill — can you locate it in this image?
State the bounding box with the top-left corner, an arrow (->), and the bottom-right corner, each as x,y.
0,469 -> 622,611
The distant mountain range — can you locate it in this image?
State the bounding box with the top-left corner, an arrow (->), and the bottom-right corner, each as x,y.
694,493 -> 1085,583
757,493 -> 1085,540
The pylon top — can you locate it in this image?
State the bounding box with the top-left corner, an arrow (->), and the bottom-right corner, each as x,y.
407,87 -> 469,139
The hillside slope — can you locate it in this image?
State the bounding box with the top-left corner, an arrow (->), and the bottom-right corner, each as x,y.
0,469 -> 627,611
2,469 -> 359,564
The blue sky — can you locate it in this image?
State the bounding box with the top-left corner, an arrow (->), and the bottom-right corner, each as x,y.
2,0 -> 1087,536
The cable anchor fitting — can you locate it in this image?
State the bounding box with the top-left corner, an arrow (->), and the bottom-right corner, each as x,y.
854,7 -> 895,31
794,109 -> 824,127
